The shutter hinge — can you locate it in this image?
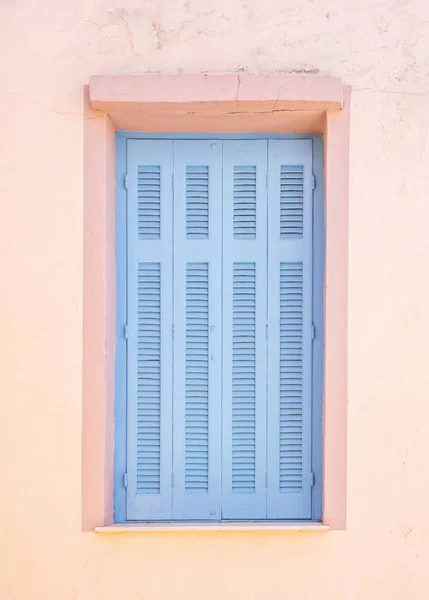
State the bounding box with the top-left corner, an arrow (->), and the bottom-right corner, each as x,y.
172,325 -> 175,340
265,472 -> 268,488
312,175 -> 316,190
123,473 -> 128,488
309,472 -> 315,487
311,323 -> 316,340
124,174 -> 128,190
172,473 -> 176,488
265,324 -> 269,340
124,324 -> 129,339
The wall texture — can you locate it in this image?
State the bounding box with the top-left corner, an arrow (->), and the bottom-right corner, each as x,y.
1,1 -> 429,598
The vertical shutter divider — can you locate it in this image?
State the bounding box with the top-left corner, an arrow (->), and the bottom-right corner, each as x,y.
172,140 -> 223,520
222,140 -> 268,519
266,139 -> 313,520
126,140 -> 174,521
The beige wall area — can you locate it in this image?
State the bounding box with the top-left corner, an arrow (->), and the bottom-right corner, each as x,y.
1,1 -> 429,599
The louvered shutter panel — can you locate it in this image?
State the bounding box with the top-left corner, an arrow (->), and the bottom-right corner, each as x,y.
221,141 -> 268,519
126,140 -> 174,520
266,140 -> 313,519
172,141 -> 222,520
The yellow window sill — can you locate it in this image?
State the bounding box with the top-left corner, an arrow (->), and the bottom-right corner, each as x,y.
95,521 -> 329,533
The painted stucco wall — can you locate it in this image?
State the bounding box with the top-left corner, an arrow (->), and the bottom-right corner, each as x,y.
1,1 -> 429,598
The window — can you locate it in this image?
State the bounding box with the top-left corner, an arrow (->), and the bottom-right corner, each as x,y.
117,136 -> 323,521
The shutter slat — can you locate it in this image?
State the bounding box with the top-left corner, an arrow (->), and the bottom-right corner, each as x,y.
280,165 -> 304,239
138,165 -> 161,239
186,166 -> 209,239
279,263 -> 303,493
185,263 -> 209,491
232,263 -> 256,493
233,166 -> 256,239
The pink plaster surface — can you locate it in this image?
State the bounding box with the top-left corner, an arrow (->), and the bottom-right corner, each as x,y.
104,110 -> 326,134
89,74 -> 342,133
82,87 -> 115,529
83,73 -> 349,531
323,87 -> 351,529
90,74 -> 343,111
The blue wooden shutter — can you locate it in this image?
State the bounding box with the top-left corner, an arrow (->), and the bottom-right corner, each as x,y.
172,140 -> 223,520
126,140 -> 174,520
266,140 -> 313,519
221,141 -> 268,519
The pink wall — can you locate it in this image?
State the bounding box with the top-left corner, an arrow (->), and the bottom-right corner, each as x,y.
2,1 -> 429,599
82,88 -> 115,528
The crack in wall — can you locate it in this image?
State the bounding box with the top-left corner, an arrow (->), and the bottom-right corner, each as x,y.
0,92 -> 83,117
152,22 -> 163,50
271,81 -> 293,112
354,87 -> 429,97
235,75 -> 241,107
118,10 -> 135,54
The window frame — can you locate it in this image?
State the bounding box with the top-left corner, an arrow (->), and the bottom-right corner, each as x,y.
82,74 -> 350,531
113,133 -> 325,523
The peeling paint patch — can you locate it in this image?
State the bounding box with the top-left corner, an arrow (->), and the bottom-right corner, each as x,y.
152,22 -> 166,50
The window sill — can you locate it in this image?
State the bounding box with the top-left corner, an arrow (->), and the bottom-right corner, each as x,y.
95,521 -> 329,533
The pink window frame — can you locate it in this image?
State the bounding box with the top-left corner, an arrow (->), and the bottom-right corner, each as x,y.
82,74 -> 350,530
